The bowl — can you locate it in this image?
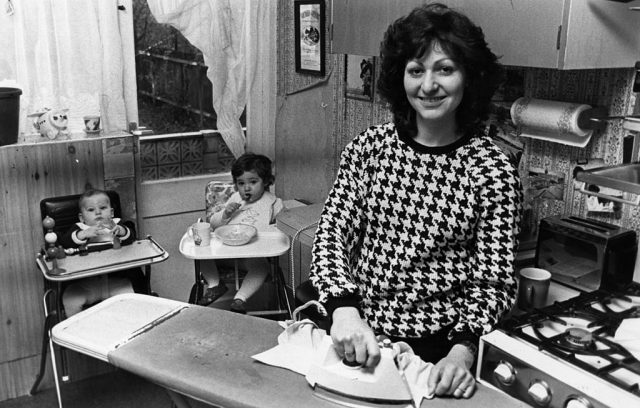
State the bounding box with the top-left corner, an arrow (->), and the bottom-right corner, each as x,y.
214,224 -> 257,246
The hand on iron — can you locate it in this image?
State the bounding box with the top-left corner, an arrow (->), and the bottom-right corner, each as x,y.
427,343 -> 475,399
331,307 -> 381,368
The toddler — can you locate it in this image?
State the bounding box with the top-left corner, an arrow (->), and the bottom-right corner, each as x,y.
199,153 -> 284,313
59,189 -> 136,316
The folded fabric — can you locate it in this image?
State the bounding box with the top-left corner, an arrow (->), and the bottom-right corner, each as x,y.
396,344 -> 436,404
252,319 -> 332,375
614,318 -> 640,360
252,318 -> 435,407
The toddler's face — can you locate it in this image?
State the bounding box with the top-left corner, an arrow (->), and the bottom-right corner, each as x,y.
79,194 -> 114,226
235,170 -> 266,204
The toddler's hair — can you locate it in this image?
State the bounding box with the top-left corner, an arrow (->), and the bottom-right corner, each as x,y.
79,188 -> 111,209
231,153 -> 275,189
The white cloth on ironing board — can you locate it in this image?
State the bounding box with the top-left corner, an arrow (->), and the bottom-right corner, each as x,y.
252,319 -> 435,407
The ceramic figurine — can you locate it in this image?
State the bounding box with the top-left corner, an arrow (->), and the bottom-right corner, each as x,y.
28,108 -> 70,140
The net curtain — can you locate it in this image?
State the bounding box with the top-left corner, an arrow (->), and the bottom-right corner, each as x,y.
147,0 -> 263,158
0,0 -> 135,141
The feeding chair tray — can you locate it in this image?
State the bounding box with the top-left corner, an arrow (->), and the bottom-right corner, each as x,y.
37,237 -> 168,280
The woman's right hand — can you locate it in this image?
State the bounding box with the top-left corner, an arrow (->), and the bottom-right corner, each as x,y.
331,307 -> 381,368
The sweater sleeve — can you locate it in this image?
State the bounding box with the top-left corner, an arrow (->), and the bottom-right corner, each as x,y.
310,130 -> 377,313
117,220 -> 135,246
449,153 -> 523,344
59,224 -> 83,248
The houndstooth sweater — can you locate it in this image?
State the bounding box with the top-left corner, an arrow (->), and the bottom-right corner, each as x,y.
310,122 -> 523,343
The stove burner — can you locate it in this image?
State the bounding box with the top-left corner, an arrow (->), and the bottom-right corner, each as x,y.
564,327 -> 594,349
499,282 -> 640,398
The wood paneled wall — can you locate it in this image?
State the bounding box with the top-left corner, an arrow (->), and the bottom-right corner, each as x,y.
0,135 -> 135,401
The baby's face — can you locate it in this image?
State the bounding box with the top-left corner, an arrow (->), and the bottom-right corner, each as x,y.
79,194 -> 114,226
235,170 -> 266,203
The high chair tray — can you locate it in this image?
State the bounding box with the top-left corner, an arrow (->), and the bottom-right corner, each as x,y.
179,225 -> 289,260
37,236 -> 168,281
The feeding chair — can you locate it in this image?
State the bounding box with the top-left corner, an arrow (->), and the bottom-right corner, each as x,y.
187,180 -> 292,318
31,191 -> 155,400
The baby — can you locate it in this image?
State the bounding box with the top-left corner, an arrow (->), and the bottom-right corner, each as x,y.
59,189 -> 135,316
199,153 -> 284,313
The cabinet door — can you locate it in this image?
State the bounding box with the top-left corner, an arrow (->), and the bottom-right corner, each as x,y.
331,0 -> 424,56
561,0 -> 640,69
331,0 -> 640,69
444,0 -> 564,68
331,0 -> 564,66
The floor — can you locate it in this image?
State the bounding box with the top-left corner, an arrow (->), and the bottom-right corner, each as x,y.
0,370 -> 173,408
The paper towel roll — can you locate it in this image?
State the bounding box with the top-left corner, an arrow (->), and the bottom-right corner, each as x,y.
510,97 -> 593,147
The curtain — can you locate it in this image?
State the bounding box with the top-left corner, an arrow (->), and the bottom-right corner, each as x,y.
246,1 -> 277,160
147,0 -> 266,159
0,0 -> 135,142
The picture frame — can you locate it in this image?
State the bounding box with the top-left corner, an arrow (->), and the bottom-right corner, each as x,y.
345,54 -> 375,101
294,0 -> 325,76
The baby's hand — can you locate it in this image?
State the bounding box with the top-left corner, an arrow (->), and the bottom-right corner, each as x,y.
78,225 -> 102,240
111,225 -> 125,237
99,219 -> 117,230
223,202 -> 242,219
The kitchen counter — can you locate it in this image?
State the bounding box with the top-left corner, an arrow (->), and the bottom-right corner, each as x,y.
52,294 -> 528,408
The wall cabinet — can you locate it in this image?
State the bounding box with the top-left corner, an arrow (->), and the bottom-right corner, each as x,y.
331,0 -> 640,69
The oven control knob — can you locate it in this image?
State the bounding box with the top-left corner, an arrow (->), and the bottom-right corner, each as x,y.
565,396 -> 593,408
493,361 -> 516,385
528,381 -> 551,405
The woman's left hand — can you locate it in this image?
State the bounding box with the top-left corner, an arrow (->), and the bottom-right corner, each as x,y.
427,344 -> 475,399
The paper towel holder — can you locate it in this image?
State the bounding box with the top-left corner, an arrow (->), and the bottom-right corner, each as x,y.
579,107 -> 640,131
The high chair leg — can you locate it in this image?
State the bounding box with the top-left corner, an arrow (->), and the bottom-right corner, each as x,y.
49,335 -> 64,408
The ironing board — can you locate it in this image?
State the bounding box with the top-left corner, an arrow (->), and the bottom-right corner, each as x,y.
51,294 -> 526,408
52,293 -> 337,408
179,224 -> 292,316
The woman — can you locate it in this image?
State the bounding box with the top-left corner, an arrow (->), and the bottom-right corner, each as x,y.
309,3 -> 522,400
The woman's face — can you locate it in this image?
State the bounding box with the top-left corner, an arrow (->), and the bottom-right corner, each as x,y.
403,42 -> 465,128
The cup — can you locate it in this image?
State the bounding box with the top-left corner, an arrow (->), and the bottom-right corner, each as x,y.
83,115 -> 101,132
518,267 -> 551,310
190,222 -> 211,246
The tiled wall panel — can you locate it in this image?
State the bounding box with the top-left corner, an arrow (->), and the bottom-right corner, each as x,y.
140,132 -> 233,181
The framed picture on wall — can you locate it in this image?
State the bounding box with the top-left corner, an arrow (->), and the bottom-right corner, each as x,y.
345,54 -> 375,101
294,0 -> 325,76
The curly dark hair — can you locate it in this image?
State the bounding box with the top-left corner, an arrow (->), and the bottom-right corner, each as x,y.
231,153 -> 275,189
377,3 -> 503,139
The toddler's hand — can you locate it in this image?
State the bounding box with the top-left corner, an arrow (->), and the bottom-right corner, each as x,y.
223,202 -> 242,219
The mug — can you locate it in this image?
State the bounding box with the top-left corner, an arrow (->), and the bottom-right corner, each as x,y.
83,115 -> 101,132
518,267 -> 551,310
190,222 -> 211,246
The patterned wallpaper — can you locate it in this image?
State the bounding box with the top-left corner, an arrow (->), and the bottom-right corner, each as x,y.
516,68 -> 639,240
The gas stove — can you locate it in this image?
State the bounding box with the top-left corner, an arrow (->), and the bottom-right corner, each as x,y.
477,282 -> 640,408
